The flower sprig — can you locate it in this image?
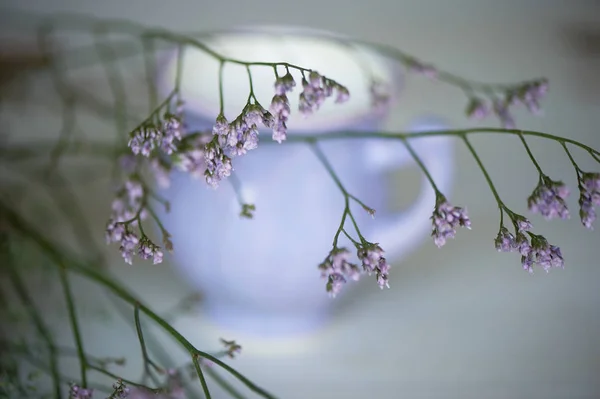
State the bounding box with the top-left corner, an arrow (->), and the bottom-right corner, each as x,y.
105,177 -> 172,265
310,142 -> 389,296
204,65 -> 350,188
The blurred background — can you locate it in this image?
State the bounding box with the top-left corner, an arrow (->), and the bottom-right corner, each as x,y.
1,0 -> 600,398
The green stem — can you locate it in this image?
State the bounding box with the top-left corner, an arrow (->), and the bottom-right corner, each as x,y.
309,142 -> 367,243
86,364 -> 157,392
1,201 -> 277,399
142,37 -> 159,113
246,65 -> 255,101
204,367 -> 247,399
18,9 -> 535,96
228,172 -> 246,208
7,128 -> 600,168
11,349 -> 113,395
517,132 -> 544,175
5,251 -> 61,399
399,137 -> 440,193
129,90 -> 177,134
332,207 -> 349,248
175,43 -> 186,92
57,264 -> 87,388
146,204 -> 169,237
193,354 -> 212,399
134,305 -> 161,386
590,151 -> 600,164
561,142 -> 582,174
218,61 -> 225,115
461,135 -> 504,216
278,128 -> 600,157
309,141 -> 347,195
347,207 -> 365,243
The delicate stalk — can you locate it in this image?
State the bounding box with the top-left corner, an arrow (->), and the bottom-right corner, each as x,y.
9,348 -> 113,395
218,60 -> 225,115
517,132 -> 544,175
308,141 -> 348,196
246,65 -> 255,101
145,204 -> 169,237
309,142 -> 368,242
204,367 -> 247,399
128,90 -> 177,135
1,201 -> 277,399
175,43 -> 186,92
278,128 -> 600,157
142,37 -> 159,112
590,151 -> 600,164
87,364 -> 156,391
193,354 -> 212,399
5,251 -> 61,399
561,142 -> 582,174
332,205 -> 349,248
57,264 -> 87,388
134,305 -> 161,386
399,137 -> 441,194
7,127 -> 600,164
461,135 -> 505,216
228,172 -> 247,210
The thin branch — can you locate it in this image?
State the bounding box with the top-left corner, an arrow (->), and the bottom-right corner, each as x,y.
57,263 -> 87,388
193,354 -> 212,399
5,248 -> 61,399
1,201 -> 278,399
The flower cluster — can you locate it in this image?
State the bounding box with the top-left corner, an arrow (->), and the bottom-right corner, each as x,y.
319,243 -> 390,297
203,135 -> 234,188
298,70 -> 349,115
105,179 -> 165,265
220,338 -> 242,358
465,78 -> 549,127
369,80 -> 392,115
578,172 -> 600,229
70,384 -> 93,399
430,195 -> 471,247
494,214 -> 563,273
407,59 -> 438,78
128,106 -> 184,157
172,132 -> 213,180
357,243 -> 391,289
521,234 -> 564,273
527,176 -> 570,220
318,247 -> 361,297
204,70 -> 349,188
109,380 -> 131,399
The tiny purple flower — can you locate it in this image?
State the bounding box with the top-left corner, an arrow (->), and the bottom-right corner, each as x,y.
578,172 -> 600,229
431,196 -> 471,248
527,176 -> 570,220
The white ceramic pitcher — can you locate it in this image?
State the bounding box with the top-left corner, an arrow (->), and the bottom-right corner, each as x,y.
157,27 -> 454,335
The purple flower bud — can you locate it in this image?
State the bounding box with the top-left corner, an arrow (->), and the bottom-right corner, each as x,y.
494,227 -> 516,252
579,172 -> 600,229
527,177 -> 570,220
431,196 -> 471,248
